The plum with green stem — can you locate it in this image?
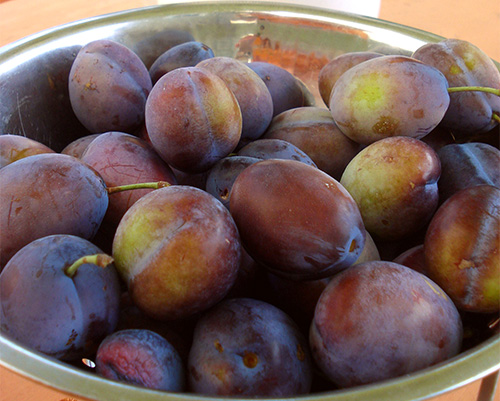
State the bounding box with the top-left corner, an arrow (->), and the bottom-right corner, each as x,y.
412,38 -> 500,137
0,234 -> 121,360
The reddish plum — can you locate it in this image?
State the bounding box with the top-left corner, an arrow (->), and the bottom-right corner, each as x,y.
329,55 -> 450,145
310,261 -> 463,388
145,66 -> 242,173
262,107 -> 360,180
197,57 -> 273,142
81,131 -> 177,226
424,185 -> 500,313
0,134 -> 54,168
96,329 -> 185,391
230,159 -> 365,280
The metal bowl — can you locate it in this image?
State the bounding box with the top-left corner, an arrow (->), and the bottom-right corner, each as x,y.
1,2 -> 499,400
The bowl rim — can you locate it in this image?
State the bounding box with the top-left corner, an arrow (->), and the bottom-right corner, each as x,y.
0,0 -> 449,59
2,333 -> 499,401
0,2 -> 499,400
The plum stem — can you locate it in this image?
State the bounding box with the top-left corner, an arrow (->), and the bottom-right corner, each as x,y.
106,181 -> 171,195
65,253 -> 114,278
447,86 -> 500,96
492,113 -> 500,123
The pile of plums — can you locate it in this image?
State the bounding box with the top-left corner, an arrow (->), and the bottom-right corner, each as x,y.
0,32 -> 499,397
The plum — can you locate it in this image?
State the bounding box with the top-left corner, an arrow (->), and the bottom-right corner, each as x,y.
68,39 -> 152,134
149,41 -> 214,84
80,131 -> 177,227
318,51 -> 383,107
0,153 -> 108,269
419,124 -> 456,152
197,56 -> 274,142
61,133 -> 101,159
424,185 -> 500,313
0,134 -> 55,168
412,38 -> 500,137
116,292 -> 193,363
437,142 -> 500,203
131,29 -> 195,69
393,244 -> 428,275
230,159 -> 366,280
237,138 -> 317,167
224,247 -> 264,300
170,166 -> 209,190
95,329 -> 185,391
246,61 -> 305,116
340,136 -> 441,241
205,155 -> 260,209
145,66 -> 242,173
329,55 -> 450,145
258,230 -> 380,331
112,185 -> 241,320
310,261 -> 463,388
0,234 -> 121,360
187,297 -> 313,396
262,107 -> 360,180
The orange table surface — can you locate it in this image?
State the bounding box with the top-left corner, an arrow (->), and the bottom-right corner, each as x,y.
0,0 -> 499,400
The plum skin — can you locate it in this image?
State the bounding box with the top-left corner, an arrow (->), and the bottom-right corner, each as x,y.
229,159 -> 366,280
329,55 -> 450,145
318,51 -> 383,107
112,185 -> 241,321
310,261 -> 463,388
437,142 -> 500,204
412,38 -> 500,136
145,66 -> 242,173
0,153 -> 109,270
196,56 -> 274,142
96,329 -> 185,392
0,234 -> 121,360
246,61 -> 305,117
424,185 -> 500,313
0,134 -> 55,168
205,155 -> 261,209
188,297 -> 313,396
262,107 -> 360,181
149,41 -> 215,84
80,131 -> 177,226
68,39 -> 152,134
340,136 -> 441,241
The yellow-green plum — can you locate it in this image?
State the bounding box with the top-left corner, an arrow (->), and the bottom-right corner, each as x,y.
318,51 -> 383,107
424,185 -> 500,313
340,136 -> 441,241
329,55 -> 450,145
112,185 -> 241,321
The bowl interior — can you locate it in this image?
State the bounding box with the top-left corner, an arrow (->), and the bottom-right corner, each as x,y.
0,1 -> 444,151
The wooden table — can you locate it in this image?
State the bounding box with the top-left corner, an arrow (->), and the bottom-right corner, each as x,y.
0,0 -> 499,400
